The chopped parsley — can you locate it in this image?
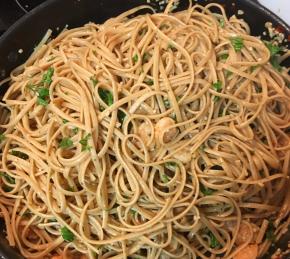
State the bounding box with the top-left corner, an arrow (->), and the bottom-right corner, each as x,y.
270,56 -> 282,72
265,42 -> 283,71
132,54 -> 138,64
163,99 -> 170,109
212,81 -> 222,92
230,37 -> 244,52
265,221 -> 276,242
161,174 -> 170,183
219,53 -> 229,60
11,150 -> 29,160
168,43 -> 177,51
219,19 -> 225,28
60,227 -> 74,242
62,119 -> 68,124
0,172 -> 15,184
90,76 -> 98,87
98,88 -> 113,106
224,70 -> 233,78
144,78 -> 154,86
200,183 -> 215,196
59,137 -> 73,149
250,65 -> 258,72
72,127 -> 79,134
79,133 -> 91,151
165,162 -> 177,171
117,110 -> 126,125
0,133 -> 5,143
142,52 -> 151,63
265,42 -> 281,56
209,231 -> 220,248
41,67 -> 54,86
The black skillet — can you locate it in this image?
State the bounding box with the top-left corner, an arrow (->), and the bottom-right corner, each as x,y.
0,0 -> 289,258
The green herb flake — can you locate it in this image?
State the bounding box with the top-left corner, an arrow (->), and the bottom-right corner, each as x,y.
219,19 -> 225,28
60,226 -> 74,242
165,162 -> 177,171
200,183 -> 215,196
11,150 -> 29,160
132,54 -> 138,64
41,67 -> 54,86
144,78 -> 154,86
90,76 -> 99,87
265,42 -> 281,56
209,231 -> 220,248
224,70 -> 233,78
79,133 -> 91,151
270,56 -> 282,72
160,24 -> 169,30
250,65 -> 258,72
72,127 -> 79,134
168,43 -> 177,51
212,81 -> 222,92
0,172 -> 15,184
0,134 -> 5,143
161,174 -> 170,183
265,221 -> 276,242
131,208 -> 137,216
230,37 -> 244,52
59,137 -> 73,149
63,119 -> 68,124
219,53 -> 229,60
163,99 -> 170,109
98,88 -> 113,106
67,186 -> 74,192
117,110 -> 126,125
142,52 -> 151,63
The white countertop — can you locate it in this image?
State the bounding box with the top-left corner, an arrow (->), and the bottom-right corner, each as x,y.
259,0 -> 290,25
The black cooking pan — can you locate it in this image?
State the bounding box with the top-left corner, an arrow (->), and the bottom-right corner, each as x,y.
0,0 -> 289,258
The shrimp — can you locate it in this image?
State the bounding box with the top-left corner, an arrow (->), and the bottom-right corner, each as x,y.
234,244 -> 258,259
155,117 -> 177,144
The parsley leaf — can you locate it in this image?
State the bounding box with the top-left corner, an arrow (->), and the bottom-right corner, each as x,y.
144,78 -> 154,86
0,172 -> 15,184
161,174 -> 170,183
0,134 -> 5,143
98,88 -> 113,106
79,134 -> 91,151
209,231 -> 220,248
265,42 -> 281,56
72,127 -> 79,134
132,54 -> 138,64
270,56 -> 282,72
230,37 -> 244,52
62,119 -> 68,124
200,183 -> 215,195
219,19 -> 225,28
219,53 -> 229,60
212,81 -> 222,92
163,99 -> 170,109
59,138 -> 73,149
90,76 -> 98,87
60,227 -> 74,242
41,67 -> 54,86
168,43 -> 177,51
165,162 -> 177,171
117,110 -> 126,125
11,150 -> 29,160
265,221 -> 276,242
142,52 -> 151,63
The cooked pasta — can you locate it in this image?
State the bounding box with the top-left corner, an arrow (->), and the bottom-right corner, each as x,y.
0,1 -> 289,259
